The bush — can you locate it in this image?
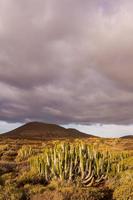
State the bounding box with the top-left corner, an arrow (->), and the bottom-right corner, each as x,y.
17,171 -> 47,187
32,187 -> 113,200
0,185 -> 29,200
113,170 -> 133,200
16,145 -> 35,162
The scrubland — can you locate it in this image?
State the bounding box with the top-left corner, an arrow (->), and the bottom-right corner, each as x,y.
0,138 -> 132,200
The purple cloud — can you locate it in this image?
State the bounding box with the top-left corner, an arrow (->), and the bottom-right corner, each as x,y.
0,0 -> 133,125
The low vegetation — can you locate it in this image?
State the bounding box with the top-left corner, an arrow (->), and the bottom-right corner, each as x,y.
30,142 -> 128,187
0,138 -> 132,200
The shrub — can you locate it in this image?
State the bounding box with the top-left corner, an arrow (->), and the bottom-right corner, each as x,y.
0,185 -> 29,200
32,187 -> 113,200
16,145 -> 35,162
113,170 -> 133,200
17,171 -> 47,187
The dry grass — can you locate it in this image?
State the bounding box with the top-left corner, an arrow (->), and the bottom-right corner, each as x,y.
0,137 -> 132,200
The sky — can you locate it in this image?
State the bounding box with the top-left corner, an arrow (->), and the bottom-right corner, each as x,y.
0,0 -> 133,137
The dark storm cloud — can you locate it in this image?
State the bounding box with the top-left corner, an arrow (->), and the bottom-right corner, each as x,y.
0,0 -> 133,125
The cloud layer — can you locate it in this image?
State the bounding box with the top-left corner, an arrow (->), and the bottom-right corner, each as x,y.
0,0 -> 133,125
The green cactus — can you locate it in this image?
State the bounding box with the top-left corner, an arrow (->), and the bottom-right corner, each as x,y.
29,141 -> 129,187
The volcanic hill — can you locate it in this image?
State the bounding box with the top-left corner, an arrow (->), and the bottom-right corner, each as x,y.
120,135 -> 133,139
0,122 -> 94,140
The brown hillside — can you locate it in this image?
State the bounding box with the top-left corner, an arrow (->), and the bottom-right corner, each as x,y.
120,135 -> 133,139
0,122 -> 94,140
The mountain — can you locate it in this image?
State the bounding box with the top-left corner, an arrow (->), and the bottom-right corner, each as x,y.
0,122 -> 94,140
120,135 -> 133,139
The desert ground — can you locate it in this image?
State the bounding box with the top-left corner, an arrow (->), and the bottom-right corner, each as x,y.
0,137 -> 132,200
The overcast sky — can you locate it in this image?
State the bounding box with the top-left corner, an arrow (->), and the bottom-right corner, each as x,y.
0,0 -> 133,137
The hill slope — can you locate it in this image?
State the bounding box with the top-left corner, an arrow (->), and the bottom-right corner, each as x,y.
0,122 -> 94,140
120,135 -> 133,139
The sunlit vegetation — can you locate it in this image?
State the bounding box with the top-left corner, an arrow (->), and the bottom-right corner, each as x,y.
16,145 -> 36,162
29,142 -> 128,187
0,138 -> 132,200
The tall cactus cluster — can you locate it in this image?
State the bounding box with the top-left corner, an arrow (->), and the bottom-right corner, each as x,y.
16,145 -> 35,162
29,141 -> 127,187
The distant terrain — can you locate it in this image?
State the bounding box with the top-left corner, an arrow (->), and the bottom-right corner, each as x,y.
0,123 -> 132,200
121,135 -> 133,139
0,122 -> 94,140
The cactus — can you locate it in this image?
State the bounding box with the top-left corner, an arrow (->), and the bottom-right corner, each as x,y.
29,141 -> 128,187
16,145 -> 35,162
